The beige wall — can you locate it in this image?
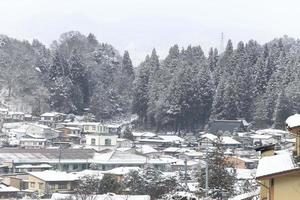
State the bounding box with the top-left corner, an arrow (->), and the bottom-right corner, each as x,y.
28,175 -> 46,194
274,173 -> 300,200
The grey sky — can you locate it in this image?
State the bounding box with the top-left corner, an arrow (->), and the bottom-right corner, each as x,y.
0,0 -> 299,65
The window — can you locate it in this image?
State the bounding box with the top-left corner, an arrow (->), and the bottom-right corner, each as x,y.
49,184 -> 56,190
58,183 -> 68,190
30,182 -> 35,188
39,183 -> 43,189
105,138 -> 111,146
92,126 -> 96,131
73,164 -> 78,170
91,138 -> 96,145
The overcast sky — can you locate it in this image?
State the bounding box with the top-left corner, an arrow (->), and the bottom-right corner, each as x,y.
0,0 -> 299,65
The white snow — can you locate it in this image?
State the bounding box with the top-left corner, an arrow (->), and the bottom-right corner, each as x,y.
200,133 -> 240,145
28,170 -> 78,182
51,193 -> 150,200
136,145 -> 158,154
256,153 -> 296,178
256,129 -> 288,136
103,167 -> 140,175
0,183 -> 19,192
236,169 -> 256,180
229,189 -> 259,200
286,114 -> 300,128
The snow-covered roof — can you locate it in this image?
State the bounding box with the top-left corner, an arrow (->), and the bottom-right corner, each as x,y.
286,114 -> 300,129
256,153 -> 296,178
222,136 -> 241,145
0,183 -> 19,192
229,189 -> 259,200
163,147 -> 192,154
250,134 -> 273,139
200,133 -> 240,145
256,129 -> 288,136
72,170 -> 104,179
201,133 -> 218,140
28,170 -> 78,182
102,167 -> 140,175
20,138 -> 47,142
16,164 -> 52,169
236,169 -> 255,180
286,138 -> 296,143
136,145 -> 158,154
64,127 -> 81,130
41,112 -> 65,117
132,131 -> 156,137
157,135 -> 185,142
171,159 -> 199,166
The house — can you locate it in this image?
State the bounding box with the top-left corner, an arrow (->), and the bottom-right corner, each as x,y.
14,164 -> 52,173
55,127 -> 81,145
199,133 -> 241,148
136,145 -> 159,158
116,138 -> 133,148
4,112 -> 25,122
0,108 -> 8,119
254,114 -> 300,200
225,156 -> 256,169
26,123 -> 59,140
56,127 -> 81,136
82,122 -> 109,134
102,166 -> 140,181
0,182 -> 19,199
0,149 -> 94,173
85,133 -> 118,151
208,119 -> 249,134
19,135 -> 47,149
93,149 -> 148,171
39,112 -> 66,127
137,135 -> 185,148
132,131 -> 157,140
27,170 -> 78,195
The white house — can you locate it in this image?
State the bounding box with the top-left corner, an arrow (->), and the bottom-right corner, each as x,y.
39,112 -> 66,126
82,122 -> 109,134
26,123 -> 59,139
85,134 -> 118,151
19,136 -> 47,149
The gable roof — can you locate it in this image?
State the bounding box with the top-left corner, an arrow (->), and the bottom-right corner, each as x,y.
256,153 -> 296,179
209,120 -> 248,134
28,170 -> 78,182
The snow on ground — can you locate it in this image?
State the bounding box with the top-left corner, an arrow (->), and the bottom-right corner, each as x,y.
51,193 -> 150,200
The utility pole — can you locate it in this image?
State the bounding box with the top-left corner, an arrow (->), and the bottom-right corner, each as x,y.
58,144 -> 62,171
184,158 -> 188,188
205,140 -> 209,198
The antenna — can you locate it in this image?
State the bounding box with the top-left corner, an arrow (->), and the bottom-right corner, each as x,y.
220,32 -> 224,53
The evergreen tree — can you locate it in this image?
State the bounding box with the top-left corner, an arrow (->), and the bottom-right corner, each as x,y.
198,137 -> 236,199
